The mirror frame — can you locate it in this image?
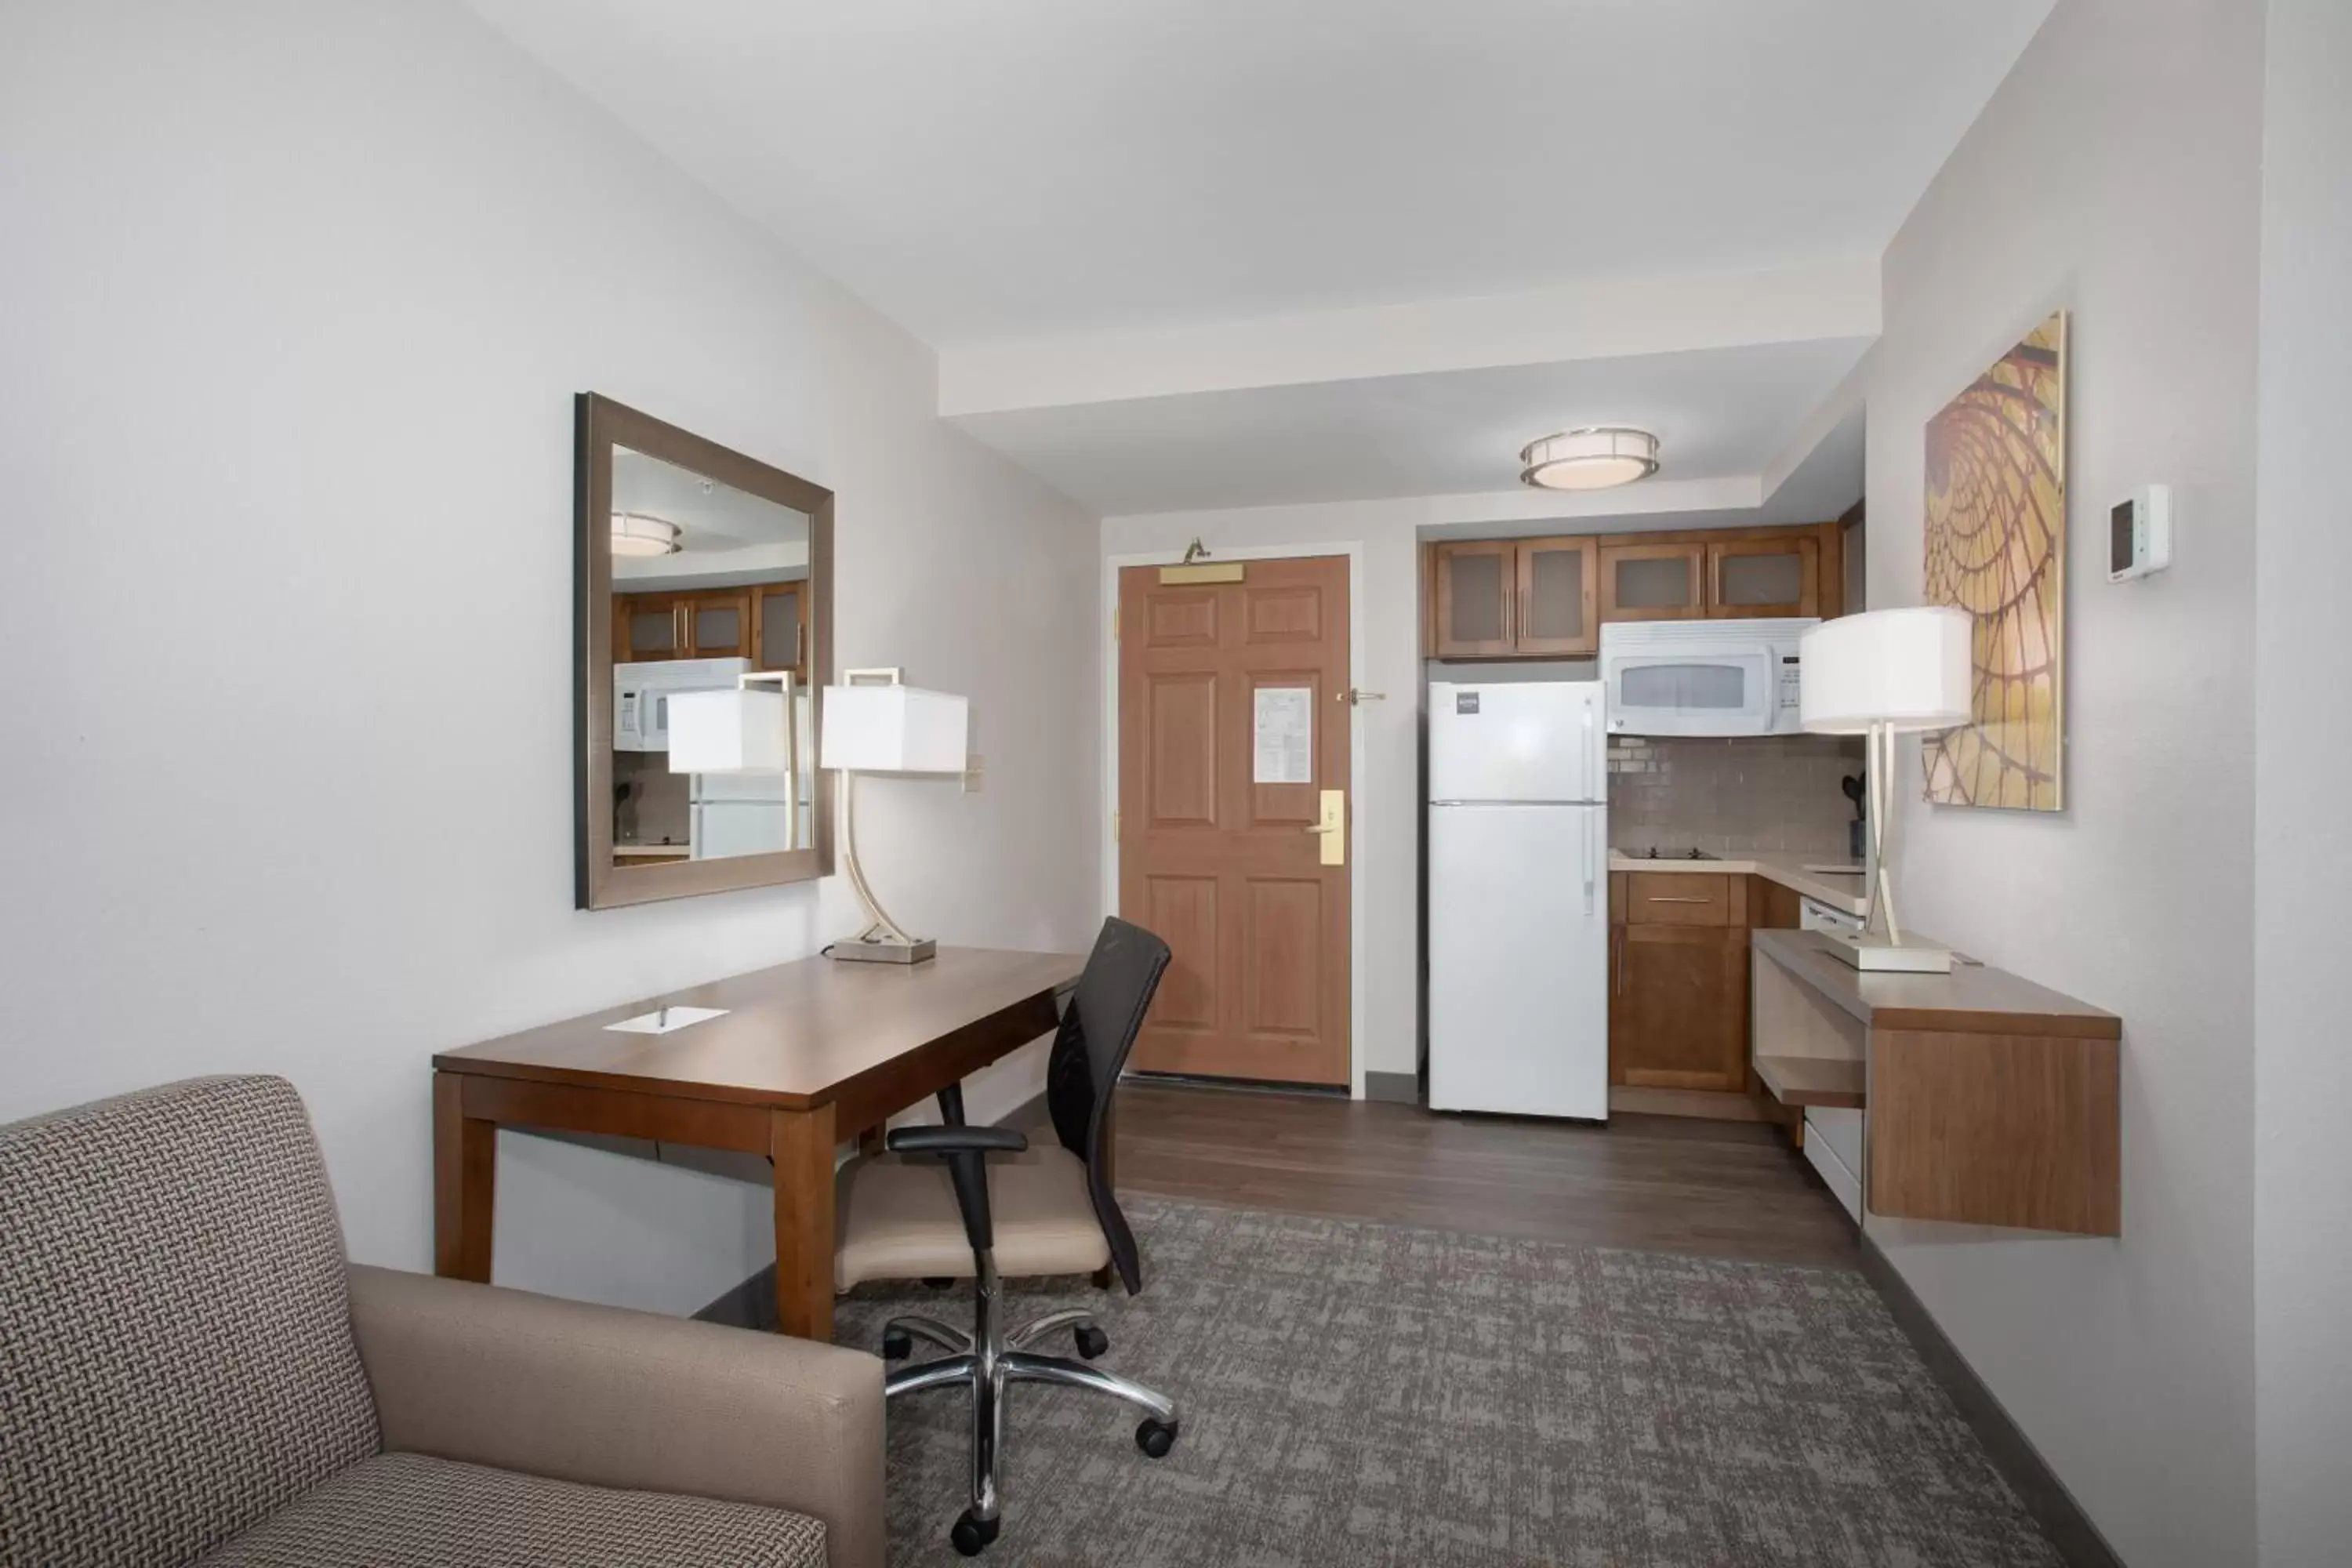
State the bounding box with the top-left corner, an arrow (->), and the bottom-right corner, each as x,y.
574,392 -> 834,909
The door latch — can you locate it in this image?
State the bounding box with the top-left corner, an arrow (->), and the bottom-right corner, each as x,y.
1303,789 -> 1345,866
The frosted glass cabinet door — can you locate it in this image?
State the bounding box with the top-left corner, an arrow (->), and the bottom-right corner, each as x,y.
615,594 -> 683,661
1599,543 -> 1706,621
1433,541 -> 1515,658
1708,536 -> 1820,619
688,593 -> 752,659
1514,536 -> 1599,655
756,583 -> 804,673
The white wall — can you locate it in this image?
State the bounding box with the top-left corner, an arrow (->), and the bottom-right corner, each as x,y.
2252,0 -> 2352,1559
0,0 -> 1099,1316
1862,2 -> 2265,1562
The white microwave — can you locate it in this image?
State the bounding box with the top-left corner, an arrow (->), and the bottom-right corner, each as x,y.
1599,618 -> 1817,737
614,657 -> 753,751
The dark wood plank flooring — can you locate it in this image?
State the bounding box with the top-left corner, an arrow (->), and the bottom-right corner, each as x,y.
1106,1081 -> 1860,1269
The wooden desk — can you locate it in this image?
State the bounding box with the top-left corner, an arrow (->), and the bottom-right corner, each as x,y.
1749,929 -> 2122,1235
433,946 -> 1083,1339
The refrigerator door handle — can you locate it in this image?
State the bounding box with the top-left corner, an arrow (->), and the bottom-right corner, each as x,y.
1583,703 -> 1596,800
1582,808 -> 1596,916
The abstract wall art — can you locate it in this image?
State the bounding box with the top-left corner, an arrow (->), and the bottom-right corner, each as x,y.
1922,310 -> 2067,811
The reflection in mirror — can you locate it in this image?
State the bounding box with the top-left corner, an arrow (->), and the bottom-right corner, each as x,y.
607,445 -> 818,869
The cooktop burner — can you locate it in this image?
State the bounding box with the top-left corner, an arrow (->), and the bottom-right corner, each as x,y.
1634,847 -> 1720,861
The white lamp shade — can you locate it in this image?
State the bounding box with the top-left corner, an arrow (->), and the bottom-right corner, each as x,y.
821,684 -> 968,773
666,687 -> 789,774
1800,607 -> 1973,735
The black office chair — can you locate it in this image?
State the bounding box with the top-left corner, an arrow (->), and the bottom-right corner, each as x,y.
830,917 -> 1178,1555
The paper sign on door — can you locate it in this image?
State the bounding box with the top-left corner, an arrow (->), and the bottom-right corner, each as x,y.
1254,687 -> 1313,784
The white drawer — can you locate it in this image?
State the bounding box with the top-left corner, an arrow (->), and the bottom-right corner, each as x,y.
1805,1119 -> 1862,1222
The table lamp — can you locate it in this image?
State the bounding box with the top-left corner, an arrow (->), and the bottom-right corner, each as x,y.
819,669 -> 969,964
1799,607 -> 1971,973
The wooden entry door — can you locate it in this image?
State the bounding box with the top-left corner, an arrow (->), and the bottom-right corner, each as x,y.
1118,557 -> 1350,1085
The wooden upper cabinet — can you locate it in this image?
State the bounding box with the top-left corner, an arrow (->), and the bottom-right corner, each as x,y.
1432,541 -> 1515,658
1708,535 -> 1820,619
1599,542 -> 1706,621
1428,522 -> 1843,661
1513,536 -> 1599,656
686,590 -> 753,659
615,595 -> 685,662
614,586 -> 777,663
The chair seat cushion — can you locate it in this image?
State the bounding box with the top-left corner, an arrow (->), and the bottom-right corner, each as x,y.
835,1143 -> 1109,1290
195,1452 -> 827,1568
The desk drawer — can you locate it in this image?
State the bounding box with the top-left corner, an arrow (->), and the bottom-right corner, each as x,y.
1624,872 -> 1734,926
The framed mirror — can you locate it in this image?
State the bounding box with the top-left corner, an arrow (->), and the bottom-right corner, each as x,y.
575,394 -> 833,909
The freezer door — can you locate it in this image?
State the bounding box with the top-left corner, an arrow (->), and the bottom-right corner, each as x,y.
1426,802 -> 1610,1120
1428,681 -> 1603,803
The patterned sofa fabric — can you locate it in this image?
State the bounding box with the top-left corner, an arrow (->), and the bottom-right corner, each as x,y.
193,1452 -> 826,1568
0,1076 -> 379,1568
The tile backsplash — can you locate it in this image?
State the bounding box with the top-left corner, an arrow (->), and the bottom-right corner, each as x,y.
1607,734 -> 1867,859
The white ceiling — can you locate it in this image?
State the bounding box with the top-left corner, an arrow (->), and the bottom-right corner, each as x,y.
466,0 -> 2054,346
951,336 -> 1870,515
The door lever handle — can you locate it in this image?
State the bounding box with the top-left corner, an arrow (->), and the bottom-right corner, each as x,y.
1303,823 -> 1338,834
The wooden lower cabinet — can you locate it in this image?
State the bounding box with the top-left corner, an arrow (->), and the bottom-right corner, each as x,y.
1609,924 -> 1750,1092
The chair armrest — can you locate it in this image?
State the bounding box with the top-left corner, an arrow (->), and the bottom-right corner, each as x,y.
884,1125 -> 1026,1254
884,1124 -> 1029,1156
346,1265 -> 884,1568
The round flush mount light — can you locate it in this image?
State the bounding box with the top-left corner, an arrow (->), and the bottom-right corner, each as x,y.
611,512 -> 682,557
1519,426 -> 1661,491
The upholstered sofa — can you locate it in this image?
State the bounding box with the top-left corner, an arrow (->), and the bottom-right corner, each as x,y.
0,1075 -> 885,1568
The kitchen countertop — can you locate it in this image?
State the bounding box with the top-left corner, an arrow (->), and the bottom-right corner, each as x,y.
1610,851 -> 1869,917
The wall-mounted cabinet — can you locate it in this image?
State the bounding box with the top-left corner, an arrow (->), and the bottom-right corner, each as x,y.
1426,521 -> 1843,660
1708,535 -> 1820,619
1432,541 -> 1515,658
1599,542 -> 1706,622
613,581 -> 806,677
1431,536 -> 1598,658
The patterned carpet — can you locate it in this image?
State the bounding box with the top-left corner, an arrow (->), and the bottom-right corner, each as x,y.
833,1197 -> 2061,1568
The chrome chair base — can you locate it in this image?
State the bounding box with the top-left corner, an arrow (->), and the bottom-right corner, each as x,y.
881,1255 -> 1179,1556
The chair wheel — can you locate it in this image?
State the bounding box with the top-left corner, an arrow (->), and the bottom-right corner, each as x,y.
881,1330 -> 912,1360
1136,1417 -> 1179,1458
1074,1323 -> 1109,1360
951,1509 -> 1000,1555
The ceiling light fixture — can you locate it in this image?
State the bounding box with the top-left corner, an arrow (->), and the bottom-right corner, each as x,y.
1519,426 -> 1661,492
611,512 -> 682,557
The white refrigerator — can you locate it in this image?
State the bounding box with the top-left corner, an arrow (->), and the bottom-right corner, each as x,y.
1426,680 -> 1610,1121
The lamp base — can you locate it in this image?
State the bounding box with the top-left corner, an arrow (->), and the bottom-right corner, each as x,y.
826,935 -> 938,965
1821,931 -> 1954,974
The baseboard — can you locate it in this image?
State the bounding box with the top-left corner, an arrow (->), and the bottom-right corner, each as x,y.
1362,1070 -> 1419,1105
1857,1235 -> 2124,1568
695,1264 -> 776,1330
1608,1085 -> 1777,1122
693,1089 -> 1050,1329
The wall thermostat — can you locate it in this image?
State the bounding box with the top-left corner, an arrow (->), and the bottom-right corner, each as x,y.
2108,485 -> 2173,582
